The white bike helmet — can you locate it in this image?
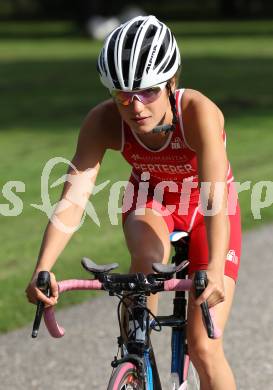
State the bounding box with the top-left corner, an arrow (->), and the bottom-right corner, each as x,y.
97,15 -> 181,91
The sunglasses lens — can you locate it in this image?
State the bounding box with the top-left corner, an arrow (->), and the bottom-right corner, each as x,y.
111,91 -> 131,105
140,86 -> 162,104
111,84 -> 164,106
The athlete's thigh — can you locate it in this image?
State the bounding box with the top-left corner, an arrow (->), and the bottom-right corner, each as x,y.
188,208 -> 241,281
123,208 -> 171,273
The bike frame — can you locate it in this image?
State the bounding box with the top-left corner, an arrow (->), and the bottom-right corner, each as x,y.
170,234 -> 191,389
111,292 -> 162,389
111,234 -> 191,390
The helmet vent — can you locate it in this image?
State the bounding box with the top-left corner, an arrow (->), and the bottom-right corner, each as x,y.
135,45 -> 149,80
124,31 -> 135,49
122,26 -> 137,86
154,29 -> 170,68
135,26 -> 156,82
163,50 -> 176,73
107,29 -> 121,88
100,48 -> 107,74
146,25 -> 157,39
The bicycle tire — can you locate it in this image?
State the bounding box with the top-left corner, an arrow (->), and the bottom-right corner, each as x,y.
107,362 -> 144,390
186,361 -> 200,390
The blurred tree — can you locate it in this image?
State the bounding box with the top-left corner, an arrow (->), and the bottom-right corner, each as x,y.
0,0 -> 273,20
220,0 -> 238,17
219,0 -> 273,18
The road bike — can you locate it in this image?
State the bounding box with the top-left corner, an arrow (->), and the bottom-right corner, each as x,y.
32,230 -> 220,389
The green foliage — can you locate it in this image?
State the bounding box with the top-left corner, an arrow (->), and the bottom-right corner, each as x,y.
0,20 -> 272,333
1,1 -> 273,20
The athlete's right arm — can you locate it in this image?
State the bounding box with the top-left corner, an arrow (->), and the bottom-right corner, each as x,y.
26,101 -> 121,306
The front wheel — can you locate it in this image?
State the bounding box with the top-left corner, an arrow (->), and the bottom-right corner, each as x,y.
107,362 -> 144,390
186,361 -> 200,390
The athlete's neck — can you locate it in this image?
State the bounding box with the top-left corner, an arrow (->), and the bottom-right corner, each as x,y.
137,129 -> 170,150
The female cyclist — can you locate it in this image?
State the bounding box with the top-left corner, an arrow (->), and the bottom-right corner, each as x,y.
26,15 -> 241,390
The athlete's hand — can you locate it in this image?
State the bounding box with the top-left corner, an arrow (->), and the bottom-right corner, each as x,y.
195,268 -> 225,308
25,271 -> 58,307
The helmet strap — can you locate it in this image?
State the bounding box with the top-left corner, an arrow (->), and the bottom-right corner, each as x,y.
152,82 -> 177,134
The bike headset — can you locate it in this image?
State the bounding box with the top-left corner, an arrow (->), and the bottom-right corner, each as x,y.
97,15 -> 181,134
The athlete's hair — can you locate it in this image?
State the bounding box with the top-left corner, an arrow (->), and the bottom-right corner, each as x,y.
97,15 -> 181,91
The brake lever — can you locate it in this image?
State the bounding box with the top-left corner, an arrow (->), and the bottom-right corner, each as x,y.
31,271 -> 51,338
194,270 -> 215,339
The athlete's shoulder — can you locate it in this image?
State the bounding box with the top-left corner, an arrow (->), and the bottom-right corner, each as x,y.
89,99 -> 119,122
81,99 -> 122,150
181,89 -> 224,128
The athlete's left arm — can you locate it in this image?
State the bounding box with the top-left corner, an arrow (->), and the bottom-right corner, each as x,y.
183,90 -> 229,308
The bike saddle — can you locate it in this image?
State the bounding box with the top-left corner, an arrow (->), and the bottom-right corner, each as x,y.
169,230 -> 189,242
81,257 -> 119,274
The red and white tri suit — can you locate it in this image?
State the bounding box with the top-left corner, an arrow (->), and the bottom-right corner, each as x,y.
120,89 -> 241,281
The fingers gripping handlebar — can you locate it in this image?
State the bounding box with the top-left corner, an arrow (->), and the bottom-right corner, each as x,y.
31,271 -> 221,340
31,274 -> 103,338
194,271 -> 222,339
31,271 -> 51,338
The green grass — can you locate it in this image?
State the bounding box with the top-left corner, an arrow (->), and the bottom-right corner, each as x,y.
0,20 -> 273,333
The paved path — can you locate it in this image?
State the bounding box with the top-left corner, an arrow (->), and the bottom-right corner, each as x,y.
1,225 -> 273,389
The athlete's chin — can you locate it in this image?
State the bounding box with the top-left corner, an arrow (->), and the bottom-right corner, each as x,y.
130,120 -> 156,134
133,127 -> 153,135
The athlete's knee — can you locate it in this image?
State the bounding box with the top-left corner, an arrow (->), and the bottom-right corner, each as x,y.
130,250 -> 164,273
125,222 -> 170,269
188,337 -> 224,376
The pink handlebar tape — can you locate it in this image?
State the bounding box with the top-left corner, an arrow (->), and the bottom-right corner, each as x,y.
164,279 -> 192,291
43,278 -> 221,339
44,279 -> 102,338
